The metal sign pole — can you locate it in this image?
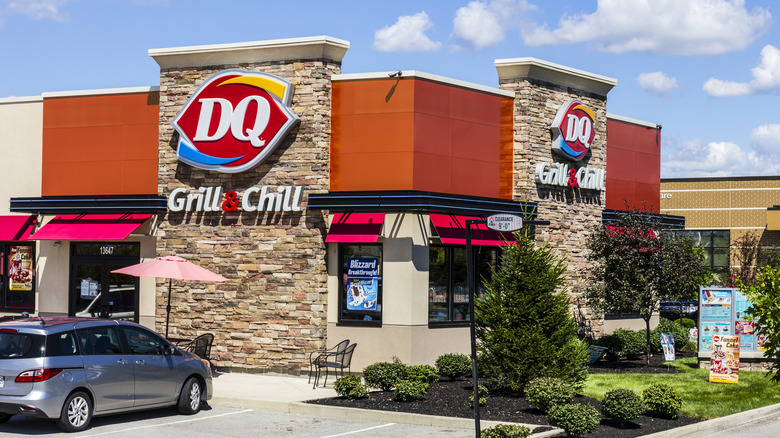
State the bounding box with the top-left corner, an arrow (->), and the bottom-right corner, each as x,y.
466,219 -> 485,438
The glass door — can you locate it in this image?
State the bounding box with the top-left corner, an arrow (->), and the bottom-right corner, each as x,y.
69,243 -> 140,321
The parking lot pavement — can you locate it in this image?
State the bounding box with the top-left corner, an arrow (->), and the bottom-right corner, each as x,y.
0,406 -> 482,438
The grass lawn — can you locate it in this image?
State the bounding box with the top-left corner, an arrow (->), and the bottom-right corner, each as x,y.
582,357 -> 780,419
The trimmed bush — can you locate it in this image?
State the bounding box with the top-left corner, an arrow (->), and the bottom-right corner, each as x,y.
601,388 -> 645,426
393,380 -> 429,402
643,384 -> 682,418
595,333 -> 622,361
362,360 -> 407,391
406,364 -> 439,384
613,328 -> 645,359
525,377 -> 575,413
333,376 -> 368,400
548,403 -> 600,437
678,318 -> 696,330
435,353 -> 472,380
651,318 -> 692,353
481,424 -> 532,438
469,384 -> 489,408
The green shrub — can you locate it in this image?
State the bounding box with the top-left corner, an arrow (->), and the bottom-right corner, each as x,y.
393,380 -> 429,402
678,317 -> 696,330
481,424 -> 532,438
435,353 -> 471,380
643,384 -> 682,418
613,329 -> 645,359
406,364 -> 439,384
649,318 -> 691,354
363,360 -> 407,391
595,333 -> 622,361
548,403 -> 600,437
601,388 -> 645,426
525,377 -> 575,413
333,375 -> 368,400
469,384 -> 489,407
475,234 -> 589,392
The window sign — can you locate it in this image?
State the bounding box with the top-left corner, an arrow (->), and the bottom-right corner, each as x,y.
346,258 -> 378,311
80,278 -> 99,299
8,246 -> 33,291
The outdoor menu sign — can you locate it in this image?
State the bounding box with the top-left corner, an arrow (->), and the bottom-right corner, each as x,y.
8,245 -> 33,291
699,286 -> 760,354
346,258 -> 378,311
709,335 -> 740,384
660,334 -> 675,361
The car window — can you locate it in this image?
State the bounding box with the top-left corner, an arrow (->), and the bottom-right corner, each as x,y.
46,331 -> 80,356
76,326 -> 123,355
123,326 -> 165,356
0,331 -> 44,359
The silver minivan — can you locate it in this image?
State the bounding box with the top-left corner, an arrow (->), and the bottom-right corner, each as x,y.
0,317 -> 212,432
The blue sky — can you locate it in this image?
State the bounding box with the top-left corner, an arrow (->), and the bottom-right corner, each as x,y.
0,0 -> 777,178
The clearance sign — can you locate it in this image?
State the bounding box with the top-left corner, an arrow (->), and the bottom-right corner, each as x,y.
171,70 -> 300,173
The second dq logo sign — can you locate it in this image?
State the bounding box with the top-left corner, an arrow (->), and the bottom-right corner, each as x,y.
550,100 -> 595,161
171,70 -> 300,173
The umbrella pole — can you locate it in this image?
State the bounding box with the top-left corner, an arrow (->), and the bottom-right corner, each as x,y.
165,278 -> 172,338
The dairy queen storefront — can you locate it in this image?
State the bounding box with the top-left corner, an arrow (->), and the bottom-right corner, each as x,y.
0,36 -> 670,373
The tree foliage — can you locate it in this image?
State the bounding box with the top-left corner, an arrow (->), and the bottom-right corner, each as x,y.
475,231 -> 588,392
739,266 -> 780,382
586,209 -> 709,365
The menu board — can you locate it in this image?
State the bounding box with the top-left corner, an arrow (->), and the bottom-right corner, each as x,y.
709,335 -> 740,384
699,286 -> 759,354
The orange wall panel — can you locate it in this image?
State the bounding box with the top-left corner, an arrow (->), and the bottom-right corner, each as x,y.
42,91 -> 159,196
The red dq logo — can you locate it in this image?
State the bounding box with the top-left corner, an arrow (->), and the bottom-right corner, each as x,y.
550,100 -> 595,161
171,70 -> 300,173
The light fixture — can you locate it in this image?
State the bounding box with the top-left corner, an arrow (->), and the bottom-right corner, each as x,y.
52,241 -> 61,248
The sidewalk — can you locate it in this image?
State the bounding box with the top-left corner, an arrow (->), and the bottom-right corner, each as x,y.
208,371 -> 780,437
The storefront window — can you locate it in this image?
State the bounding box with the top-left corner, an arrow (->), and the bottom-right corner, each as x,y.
338,244 -> 382,326
429,245 -> 500,325
673,230 -> 730,284
1,244 -> 35,310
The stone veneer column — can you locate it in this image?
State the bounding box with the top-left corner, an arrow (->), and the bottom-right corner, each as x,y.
149,36 -> 348,373
496,58 -> 616,336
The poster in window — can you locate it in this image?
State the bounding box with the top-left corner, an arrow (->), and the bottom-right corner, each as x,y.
346,257 -> 378,311
8,246 -> 33,291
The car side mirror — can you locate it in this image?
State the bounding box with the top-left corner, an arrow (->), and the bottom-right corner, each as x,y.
164,345 -> 176,356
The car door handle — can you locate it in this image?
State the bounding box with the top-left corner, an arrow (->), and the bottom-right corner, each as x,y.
117,359 -> 128,364
135,360 -> 146,365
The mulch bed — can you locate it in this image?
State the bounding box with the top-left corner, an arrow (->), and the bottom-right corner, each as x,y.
307,353 -> 701,437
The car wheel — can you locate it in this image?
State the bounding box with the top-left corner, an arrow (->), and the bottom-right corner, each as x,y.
177,377 -> 202,415
57,391 -> 92,432
0,413 -> 12,423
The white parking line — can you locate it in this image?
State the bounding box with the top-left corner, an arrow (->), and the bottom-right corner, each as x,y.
81,409 -> 254,437
318,423 -> 396,438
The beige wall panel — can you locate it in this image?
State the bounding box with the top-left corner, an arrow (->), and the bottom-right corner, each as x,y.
730,209 -> 767,229
0,99 -> 42,210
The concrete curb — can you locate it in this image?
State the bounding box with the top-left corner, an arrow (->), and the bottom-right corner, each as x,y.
638,402 -> 780,437
210,397 -> 562,437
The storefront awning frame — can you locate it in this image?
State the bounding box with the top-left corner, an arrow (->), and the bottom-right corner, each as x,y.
10,194 -> 167,215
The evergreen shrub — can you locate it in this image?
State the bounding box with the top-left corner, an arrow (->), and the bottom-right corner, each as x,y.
643,384 -> 682,418
393,380 -> 429,402
548,403 -> 600,437
435,353 -> 471,380
333,376 -> 368,400
612,328 -> 645,359
362,359 -> 407,391
525,377 -> 574,413
481,424 -> 531,438
406,364 -> 439,384
601,388 -> 645,426
469,384 -> 488,407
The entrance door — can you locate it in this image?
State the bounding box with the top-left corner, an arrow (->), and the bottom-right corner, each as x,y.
69,243 -> 140,321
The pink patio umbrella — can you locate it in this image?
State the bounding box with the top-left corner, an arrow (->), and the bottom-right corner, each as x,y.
112,256 -> 227,338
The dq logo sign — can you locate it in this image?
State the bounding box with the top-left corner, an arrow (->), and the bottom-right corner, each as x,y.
550,100 -> 595,161
171,70 -> 300,173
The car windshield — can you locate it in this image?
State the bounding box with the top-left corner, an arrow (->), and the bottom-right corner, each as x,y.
0,331 -> 44,359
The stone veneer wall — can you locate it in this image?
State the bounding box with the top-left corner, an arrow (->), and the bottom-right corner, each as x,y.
499,76 -> 609,337
156,58 -> 339,373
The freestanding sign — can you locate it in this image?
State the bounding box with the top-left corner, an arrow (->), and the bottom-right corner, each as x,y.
171,70 -> 300,173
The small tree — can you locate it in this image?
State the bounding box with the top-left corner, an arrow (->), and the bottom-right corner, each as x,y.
475,231 -> 588,392
740,266 -> 780,381
586,208 -> 708,365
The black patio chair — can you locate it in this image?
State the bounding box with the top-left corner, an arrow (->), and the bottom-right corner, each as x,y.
183,333 -> 214,361
308,339 -> 349,385
313,343 -> 357,388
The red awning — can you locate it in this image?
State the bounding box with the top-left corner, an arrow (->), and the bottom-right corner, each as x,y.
29,214 -> 152,241
430,214 -> 515,246
325,213 -> 385,243
0,215 -> 36,241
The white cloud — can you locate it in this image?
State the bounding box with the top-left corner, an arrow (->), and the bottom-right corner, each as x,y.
451,0 -> 534,51
662,139 -> 769,177
750,124 -> 780,157
373,11 -> 442,52
703,45 -> 780,97
523,0 -> 771,56
635,72 -> 678,97
5,0 -> 69,22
